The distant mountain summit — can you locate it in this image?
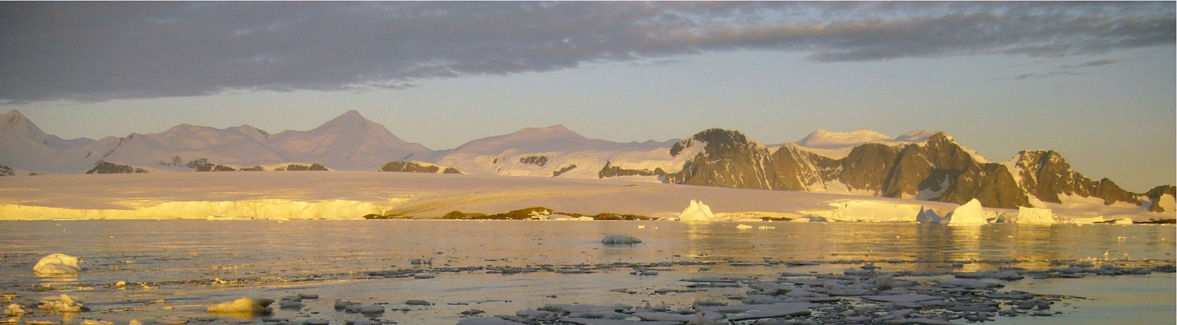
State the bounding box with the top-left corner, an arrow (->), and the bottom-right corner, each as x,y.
0,110 -> 431,173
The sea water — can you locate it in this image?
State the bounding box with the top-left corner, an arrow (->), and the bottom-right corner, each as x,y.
0,221 -> 1173,324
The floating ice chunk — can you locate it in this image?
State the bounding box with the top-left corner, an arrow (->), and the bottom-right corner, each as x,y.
1112,218 -> 1133,225
38,294 -> 83,313
359,304 -> 384,314
2,304 -> 23,316
601,234 -> 642,245
678,200 -> 719,223
206,297 -> 272,315
943,199 -> 987,226
33,254 -> 81,276
862,294 -> 943,303
1068,216 -> 1105,225
1013,207 -> 1056,224
735,224 -> 753,230
456,318 -> 528,325
80,320 -> 113,325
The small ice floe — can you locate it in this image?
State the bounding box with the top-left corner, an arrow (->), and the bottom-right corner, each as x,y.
206,297 -> 272,315
38,294 -> 85,313
2,304 -> 23,316
277,297 -> 303,309
601,234 -> 642,245
79,320 -> 114,325
758,225 -> 775,230
735,224 -> 753,230
33,254 -> 81,276
359,304 -> 385,315
405,299 -> 432,306
955,269 -> 1025,281
115,281 -> 126,289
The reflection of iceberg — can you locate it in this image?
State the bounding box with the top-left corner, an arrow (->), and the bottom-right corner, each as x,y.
943,199 -> 987,226
916,206 -> 942,223
678,200 -> 719,223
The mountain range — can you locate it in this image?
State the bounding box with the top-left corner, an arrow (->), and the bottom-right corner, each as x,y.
1,109 -> 1172,213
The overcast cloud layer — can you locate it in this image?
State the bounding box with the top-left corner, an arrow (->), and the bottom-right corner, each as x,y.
1,2 -> 1173,103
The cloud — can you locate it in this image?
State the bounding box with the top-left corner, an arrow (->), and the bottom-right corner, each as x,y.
1,2 -> 1172,103
1014,71 -> 1085,80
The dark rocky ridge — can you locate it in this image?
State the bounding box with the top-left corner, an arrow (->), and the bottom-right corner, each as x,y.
86,161 -> 147,174
1010,150 -> 1138,206
1144,185 -> 1176,213
0,163 -> 12,176
631,129 -> 1160,209
379,161 -> 461,174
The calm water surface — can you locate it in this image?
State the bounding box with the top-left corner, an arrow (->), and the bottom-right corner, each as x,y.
0,221 -> 1173,324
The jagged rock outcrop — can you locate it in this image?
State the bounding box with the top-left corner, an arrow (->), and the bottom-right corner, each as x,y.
1008,150 -> 1139,206
193,163 -> 236,172
598,161 -> 665,178
86,161 -> 147,174
275,164 -> 328,171
379,161 -> 461,174
665,129 -> 778,189
0,163 -> 12,176
1144,185 -> 1176,213
665,130 -> 1029,208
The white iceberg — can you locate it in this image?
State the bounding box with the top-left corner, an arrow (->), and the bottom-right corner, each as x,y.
3,304 -> 23,316
33,254 -> 81,276
1013,207 -> 1056,224
678,200 -> 719,223
207,297 -> 272,315
943,199 -> 987,226
38,294 -> 83,313
601,234 -> 642,245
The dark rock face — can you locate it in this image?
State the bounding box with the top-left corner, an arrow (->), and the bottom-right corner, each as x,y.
277,163 -> 329,171
657,130 -> 1030,208
552,164 -> 577,177
86,161 -> 148,174
194,163 -> 236,172
0,163 -> 12,176
1144,185 -> 1176,213
519,156 -> 548,167
598,161 -> 664,178
664,129 -> 778,189
1010,150 -> 1139,206
379,161 -> 461,174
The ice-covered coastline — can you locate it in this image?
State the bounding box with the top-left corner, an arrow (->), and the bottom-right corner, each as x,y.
0,172 -> 1171,223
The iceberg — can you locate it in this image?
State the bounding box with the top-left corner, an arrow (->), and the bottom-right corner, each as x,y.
33,254 -> 81,276
943,199 -> 987,226
207,297 -> 272,315
678,200 -> 719,223
601,234 -> 642,245
1014,207 -> 1056,224
38,294 -> 84,313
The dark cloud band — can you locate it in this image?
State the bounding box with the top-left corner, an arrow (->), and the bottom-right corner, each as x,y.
1,2 -> 1172,103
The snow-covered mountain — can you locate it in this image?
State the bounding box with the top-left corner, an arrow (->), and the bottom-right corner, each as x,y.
428,125 -> 683,179
0,110 -> 431,173
1,109 -> 1171,214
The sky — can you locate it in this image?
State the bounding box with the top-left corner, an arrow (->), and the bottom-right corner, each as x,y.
1,2 -> 1174,192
